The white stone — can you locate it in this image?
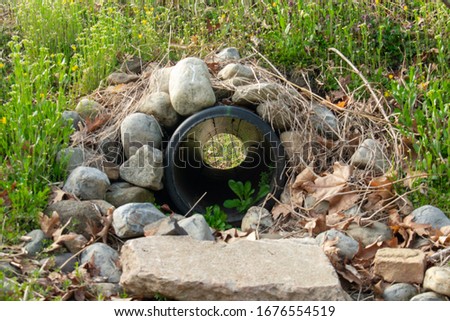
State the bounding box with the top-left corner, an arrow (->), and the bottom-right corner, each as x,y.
113,203 -> 165,239
232,83 -> 283,106
150,67 -> 173,94
423,266 -> 450,296
120,113 -> 162,159
119,145 -> 164,190
138,92 -> 178,128
218,63 -> 255,80
169,58 -> 216,116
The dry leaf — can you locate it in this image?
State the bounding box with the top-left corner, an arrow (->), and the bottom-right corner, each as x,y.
303,163 -> 352,201
271,203 -> 292,220
328,190 -> 360,215
292,167 -> 316,189
39,211 -> 61,238
303,215 -> 327,236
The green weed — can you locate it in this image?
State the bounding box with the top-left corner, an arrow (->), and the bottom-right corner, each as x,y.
204,205 -> 231,231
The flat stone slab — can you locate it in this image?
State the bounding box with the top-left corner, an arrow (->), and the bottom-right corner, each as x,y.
120,236 -> 350,300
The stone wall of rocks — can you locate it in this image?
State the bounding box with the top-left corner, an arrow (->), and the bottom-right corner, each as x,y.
17,47 -> 450,301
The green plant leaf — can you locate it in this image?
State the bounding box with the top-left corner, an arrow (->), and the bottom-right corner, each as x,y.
228,179 -> 244,198
223,198 -> 241,208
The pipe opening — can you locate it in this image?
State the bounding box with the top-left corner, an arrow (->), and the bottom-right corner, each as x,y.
165,106 -> 286,223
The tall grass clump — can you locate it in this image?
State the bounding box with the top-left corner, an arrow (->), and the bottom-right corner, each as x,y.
0,38 -> 73,242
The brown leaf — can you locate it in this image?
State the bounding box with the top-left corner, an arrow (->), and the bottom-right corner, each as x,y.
84,114 -> 110,133
271,203 -> 292,220
292,167 -> 316,189
303,214 -> 327,236
39,211 -> 61,238
303,163 -> 353,201
96,207 -> 114,243
49,186 -> 73,204
328,190 -> 360,215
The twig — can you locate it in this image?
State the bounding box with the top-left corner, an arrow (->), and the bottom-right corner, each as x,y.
361,186 -> 422,221
428,247 -> 450,265
184,192 -> 207,217
328,48 -> 389,121
59,236 -> 101,271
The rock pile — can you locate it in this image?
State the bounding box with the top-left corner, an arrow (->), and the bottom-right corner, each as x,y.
11,48 -> 449,301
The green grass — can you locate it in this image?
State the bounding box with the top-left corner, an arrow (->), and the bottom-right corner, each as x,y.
1,0 -> 449,243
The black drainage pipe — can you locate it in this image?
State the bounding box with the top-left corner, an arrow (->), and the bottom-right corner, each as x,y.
164,105 -> 286,223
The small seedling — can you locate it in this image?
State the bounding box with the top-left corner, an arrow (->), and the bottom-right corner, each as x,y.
204,205 -> 231,231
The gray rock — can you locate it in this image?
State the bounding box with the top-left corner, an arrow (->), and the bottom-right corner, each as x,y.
423,266 -> 450,296
44,200 -> 104,239
232,83 -> 283,106
62,110 -> 83,130
40,253 -> 78,273
106,182 -> 155,208
410,292 -> 449,301
81,243 -> 121,283
256,101 -> 294,131
346,222 -> 393,247
150,67 -> 172,94
241,206 -> 273,233
215,47 -> 240,61
107,72 -> 139,85
351,139 -> 389,173
90,199 -> 115,215
120,236 -> 351,300
63,166 -> 110,200
138,92 -> 178,128
383,283 -> 418,301
310,102 -> 339,140
57,147 -> 96,173
90,283 -> 123,298
120,56 -> 143,74
24,229 -> 47,256
0,262 -> 19,277
178,214 -> 214,241
304,195 -> 330,214
222,77 -> 254,87
218,63 -> 255,80
64,233 -> 88,254
112,203 -> 165,238
144,217 -> 183,236
119,145 -> 164,190
316,229 -> 359,260
169,57 -> 216,116
120,113 -> 162,159
75,98 -> 103,120
411,205 -> 450,229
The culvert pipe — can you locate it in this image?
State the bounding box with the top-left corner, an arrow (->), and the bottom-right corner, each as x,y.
165,105 -> 286,223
